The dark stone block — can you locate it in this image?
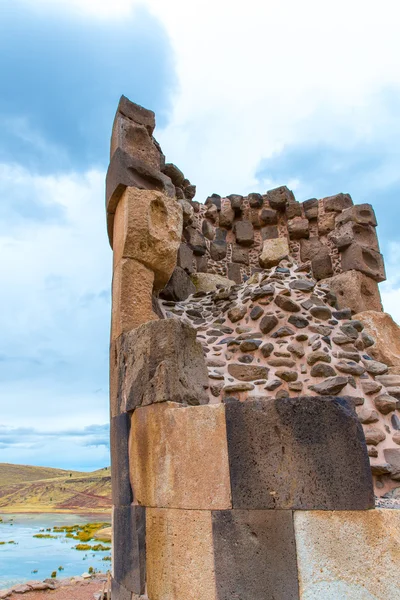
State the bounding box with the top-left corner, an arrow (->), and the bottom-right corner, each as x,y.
228,194 -> 244,215
202,219 -> 215,240
225,396 -> 374,509
261,225 -> 279,240
234,220 -> 254,246
111,413 -> 133,506
206,194 -> 222,210
266,186 -> 295,210
177,243 -> 194,274
227,263 -> 242,283
303,198 -> 318,220
113,505 -> 146,594
210,241 -> 227,261
111,578 -> 132,600
340,243 -> 386,282
323,192 -> 353,212
184,226 -> 207,256
311,251 -> 333,280
260,208 -> 278,225
159,266 -> 196,301
248,192 -> 264,208
286,201 -> 302,219
196,255 -> 208,273
212,510 -> 300,600
232,245 -> 249,265
162,163 -> 185,188
117,95 -> 155,134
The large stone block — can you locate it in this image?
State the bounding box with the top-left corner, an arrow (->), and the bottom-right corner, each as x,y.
354,311 -> 400,368
106,148 -> 175,245
303,198 -> 318,220
259,237 -> 289,268
288,217 -> 309,240
340,242 -> 385,282
212,510 -> 300,600
183,226 -> 207,256
111,258 -> 158,341
322,192 -> 353,212
331,221 -> 379,251
111,578 -> 132,600
113,187 -> 182,290
116,319 -> 209,411
336,202 -> 377,227
111,413 -> 133,506
146,508 -> 217,600
322,270 -> 383,313
299,236 -> 324,263
112,505 -> 146,594
266,185 -> 295,210
130,403 -> 231,509
311,250 -> 333,280
177,242 -> 194,273
190,272 -> 235,293
234,220 -> 254,246
224,397 -> 374,510
115,95 -> 156,135
294,509 -> 400,599
111,113 -> 161,169
159,266 -> 196,301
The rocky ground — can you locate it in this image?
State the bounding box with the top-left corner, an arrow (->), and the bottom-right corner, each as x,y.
0,574 -> 108,600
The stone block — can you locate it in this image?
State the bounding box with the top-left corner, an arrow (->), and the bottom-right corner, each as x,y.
112,505 -> 145,594
260,207 -> 278,225
317,212 -> 336,235
195,254 -> 208,272
159,266 -> 196,301
228,194 -> 244,215
183,226 -> 207,255
106,149 -> 175,245
111,413 -> 133,506
111,578 -> 132,600
354,311 -> 400,368
299,236 -> 324,262
190,272 -> 235,293
202,218 -> 215,239
227,262 -> 242,283
111,113 -> 161,169
261,224 -> 279,240
146,508 -> 217,600
340,242 -> 386,282
130,403 -> 231,509
212,510 -> 300,600
311,250 -> 333,280
266,185 -> 295,210
111,258 -> 158,341
224,397 -> 374,509
259,237 -> 289,268
323,270 -> 382,313
248,192 -> 263,208
218,203 -> 235,228
210,240 -> 227,260
113,187 -> 182,290
234,220 -> 254,246
336,203 -> 377,227
177,243 -> 194,273
323,192 -> 353,212
331,221 -> 379,251
231,245 -> 249,265
117,319 -> 209,411
288,217 -> 309,240
116,95 -> 155,135
162,163 -> 185,188
286,201 -> 302,219
303,198 -> 318,220
294,510 -> 400,599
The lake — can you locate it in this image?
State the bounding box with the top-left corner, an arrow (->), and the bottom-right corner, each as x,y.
0,513 -> 111,589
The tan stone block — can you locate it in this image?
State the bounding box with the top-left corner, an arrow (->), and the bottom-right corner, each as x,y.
294,509 -> 400,599
191,272 -> 235,293
111,113 -> 161,169
259,237 -> 289,268
113,187 -> 182,290
146,508 -> 217,600
354,311 -> 400,368
318,212 -> 336,235
321,270 -> 382,313
130,403 -> 231,509
111,258 -> 157,341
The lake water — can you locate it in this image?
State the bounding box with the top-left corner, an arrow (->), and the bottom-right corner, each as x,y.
0,513 -> 111,589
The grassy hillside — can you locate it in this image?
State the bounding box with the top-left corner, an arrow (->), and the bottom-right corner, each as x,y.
0,463 -> 111,514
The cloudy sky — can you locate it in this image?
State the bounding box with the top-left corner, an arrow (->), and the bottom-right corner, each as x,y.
1,0 -> 400,470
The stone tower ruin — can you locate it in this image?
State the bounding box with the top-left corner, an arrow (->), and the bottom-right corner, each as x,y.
107,96 -> 400,599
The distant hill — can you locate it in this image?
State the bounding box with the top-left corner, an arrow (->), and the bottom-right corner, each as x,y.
0,463 -> 111,513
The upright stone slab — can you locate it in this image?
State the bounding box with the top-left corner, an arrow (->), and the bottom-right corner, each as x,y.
224,397 -> 374,510
111,412 -> 133,506
112,505 -> 146,595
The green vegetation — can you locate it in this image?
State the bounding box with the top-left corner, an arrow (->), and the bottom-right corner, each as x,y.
75,543 -> 92,551
33,533 -> 59,539
58,566 -> 64,571
51,571 -> 57,578
102,556 -> 111,561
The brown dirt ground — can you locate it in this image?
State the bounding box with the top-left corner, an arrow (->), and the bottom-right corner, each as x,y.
7,577 -> 107,600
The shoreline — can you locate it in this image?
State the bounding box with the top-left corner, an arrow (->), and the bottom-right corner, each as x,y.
0,509 -> 111,515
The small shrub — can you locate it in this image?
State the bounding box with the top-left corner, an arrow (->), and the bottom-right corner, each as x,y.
51,571 -> 57,579
74,543 -> 91,551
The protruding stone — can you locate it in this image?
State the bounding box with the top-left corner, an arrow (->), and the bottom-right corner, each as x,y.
266,186 -> 295,210
260,208 -> 278,225
354,311 -> 400,368
274,294 -> 301,312
191,272 -> 235,294
259,238 -> 289,268
288,217 -> 309,240
113,505 -> 146,594
160,266 -> 196,301
308,376 -> 348,395
234,220 -> 254,246
340,243 -> 386,282
374,394 -> 397,415
228,194 -> 244,215
336,203 -> 377,227
259,314 -> 279,334
227,263 -> 242,284
228,364 -> 269,381
228,305 -> 247,322
184,226 -> 207,256
364,428 -> 386,445
232,245 -> 249,265
219,203 -> 235,228
323,192 -> 353,212
177,243 -> 194,273
303,198 -> 318,220
317,212 -> 336,235
311,251 -> 333,281
248,192 -> 263,208
322,270 -> 383,313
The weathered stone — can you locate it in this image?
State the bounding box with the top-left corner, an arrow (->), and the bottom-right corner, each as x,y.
113,187 -> 182,289
323,270 -> 382,313
332,308 -> 353,320
227,305 -> 247,322
261,343 -> 274,357
266,185 -> 295,210
223,382 -> 255,393
146,508 -> 217,600
317,212 -> 336,235
358,407 -> 380,424
361,380 -> 382,395
340,243 -> 385,282
211,510 -> 300,600
240,339 -> 262,352
210,240 -> 227,260
202,218 -> 215,240
307,350 -> 331,366
299,237 -> 323,263
259,314 -> 279,334
232,245 -> 249,265
289,279 -> 315,292
303,198 -> 318,220
112,258 -> 157,340
272,326 -> 295,338
228,363 -> 269,381
219,203 -> 235,228
225,397 -> 373,509
162,163 -> 185,187
336,203 -> 377,227
160,266 -> 196,301
354,311 -> 400,368
251,285 -> 275,300
250,306 -> 264,320
118,320 -> 208,411
183,226 -> 207,256
294,510 -> 400,599
364,428 -> 386,445
274,294 -> 301,312
287,342 -> 305,357
227,263 -> 242,284
309,306 -> 332,320
234,220 -> 254,246
310,363 -> 337,378
195,254 -> 208,272
191,272 -> 234,294
130,403 -> 231,509
228,194 -> 244,215
268,357 -> 296,367
259,238 -> 289,268
113,505 -> 145,594
288,217 -> 309,240
248,192 -> 264,208
308,376 -> 348,395
177,243 -> 194,273
111,579 -> 132,600
111,112 -> 161,168
287,315 -> 309,329
261,224 -> 279,240
111,413 -> 132,507
332,221 -> 379,252
323,192 -> 353,212
286,201 -> 302,219
276,369 -> 298,382
260,207 -> 278,225
335,361 -> 365,376
362,359 -> 388,376
311,251 -> 333,281
374,394 -> 397,415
